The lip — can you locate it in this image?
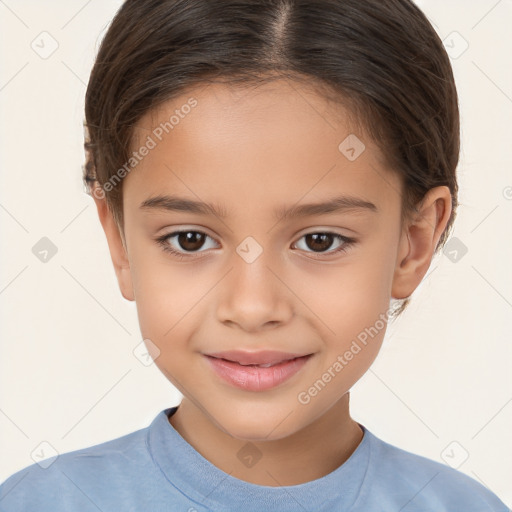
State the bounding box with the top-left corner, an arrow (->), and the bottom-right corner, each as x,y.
203,351 -> 313,392
205,350 -> 308,366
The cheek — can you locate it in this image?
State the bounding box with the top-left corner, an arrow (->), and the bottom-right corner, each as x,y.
129,245 -> 207,341
292,252 -> 394,327
130,225 -> 397,349
290,251 -> 394,381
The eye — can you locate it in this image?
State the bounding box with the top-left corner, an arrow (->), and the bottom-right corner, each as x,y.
292,232 -> 356,258
156,230 -> 218,259
155,229 -> 356,260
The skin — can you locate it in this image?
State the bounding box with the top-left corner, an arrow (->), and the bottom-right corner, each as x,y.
92,79 -> 451,487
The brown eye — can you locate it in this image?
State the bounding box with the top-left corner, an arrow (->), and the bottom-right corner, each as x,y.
176,231 -> 206,251
293,232 -> 356,258
304,233 -> 335,252
156,230 -> 218,258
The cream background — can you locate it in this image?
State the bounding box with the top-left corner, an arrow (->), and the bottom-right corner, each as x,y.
0,0 -> 511,506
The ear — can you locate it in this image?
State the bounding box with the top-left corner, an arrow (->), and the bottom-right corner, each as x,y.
392,186 -> 452,300
90,185 -> 135,301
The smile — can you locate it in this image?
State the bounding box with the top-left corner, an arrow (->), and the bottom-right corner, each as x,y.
203,353 -> 313,391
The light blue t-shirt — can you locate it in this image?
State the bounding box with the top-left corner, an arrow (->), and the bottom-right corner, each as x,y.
0,406 -> 509,511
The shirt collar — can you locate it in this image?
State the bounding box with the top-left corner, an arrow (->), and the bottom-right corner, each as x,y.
146,406 -> 371,512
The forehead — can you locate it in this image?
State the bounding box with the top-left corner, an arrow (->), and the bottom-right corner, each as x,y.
125,79 -> 401,218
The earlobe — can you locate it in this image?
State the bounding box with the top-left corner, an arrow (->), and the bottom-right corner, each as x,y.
391,186 -> 452,300
91,187 -> 135,302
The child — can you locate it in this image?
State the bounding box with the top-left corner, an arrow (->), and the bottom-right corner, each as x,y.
1,0 -> 509,510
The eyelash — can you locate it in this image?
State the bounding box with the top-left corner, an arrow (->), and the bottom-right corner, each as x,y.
155,229 -> 356,261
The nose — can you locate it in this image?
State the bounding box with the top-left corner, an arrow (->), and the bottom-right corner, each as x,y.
216,247 -> 294,332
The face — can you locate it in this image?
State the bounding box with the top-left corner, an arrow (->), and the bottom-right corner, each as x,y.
112,79 -> 410,440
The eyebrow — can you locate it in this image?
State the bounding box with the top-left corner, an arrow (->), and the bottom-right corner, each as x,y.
139,194 -> 378,220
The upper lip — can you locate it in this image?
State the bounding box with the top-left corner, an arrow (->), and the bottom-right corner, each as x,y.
204,350 -> 311,366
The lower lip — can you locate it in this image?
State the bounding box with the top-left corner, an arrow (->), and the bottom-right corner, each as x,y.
204,354 -> 312,391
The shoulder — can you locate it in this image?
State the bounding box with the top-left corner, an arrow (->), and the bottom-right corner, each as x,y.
357,426 -> 509,511
0,425 -> 153,511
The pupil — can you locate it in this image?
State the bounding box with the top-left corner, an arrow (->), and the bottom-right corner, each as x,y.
307,233 -> 332,252
179,232 -> 205,251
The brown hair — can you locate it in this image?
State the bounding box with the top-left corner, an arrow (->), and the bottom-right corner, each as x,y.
83,0 -> 460,318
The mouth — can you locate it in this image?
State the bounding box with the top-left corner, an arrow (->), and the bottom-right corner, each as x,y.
203,351 -> 314,391
204,350 -> 311,366
207,356 -> 302,368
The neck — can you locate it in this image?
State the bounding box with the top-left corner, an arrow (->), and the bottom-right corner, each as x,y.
168,393 -> 363,486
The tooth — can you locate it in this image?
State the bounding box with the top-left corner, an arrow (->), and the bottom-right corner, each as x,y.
236,360 -> 293,367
